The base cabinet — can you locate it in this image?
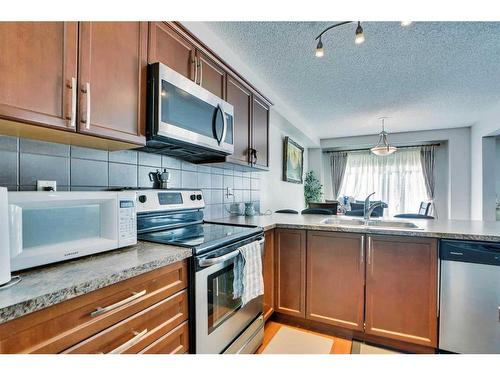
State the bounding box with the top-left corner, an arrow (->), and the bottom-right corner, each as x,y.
273,229 -> 439,350
365,235 -> 438,348
306,231 -> 365,331
0,260 -> 189,354
274,229 -> 306,318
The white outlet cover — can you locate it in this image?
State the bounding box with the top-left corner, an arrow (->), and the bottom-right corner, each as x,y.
37,180 -> 57,191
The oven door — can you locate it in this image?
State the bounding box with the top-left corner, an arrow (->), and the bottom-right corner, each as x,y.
195,239 -> 264,354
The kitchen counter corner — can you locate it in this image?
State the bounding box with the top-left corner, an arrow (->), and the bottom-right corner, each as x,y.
0,241 -> 192,324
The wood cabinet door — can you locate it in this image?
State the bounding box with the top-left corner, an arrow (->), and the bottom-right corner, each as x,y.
196,50 -> 225,98
251,95 -> 269,168
226,75 -> 251,164
263,230 -> 275,321
0,22 -> 78,130
78,22 -> 147,145
274,229 -> 306,318
306,231 -> 365,331
365,235 -> 438,347
148,22 -> 195,81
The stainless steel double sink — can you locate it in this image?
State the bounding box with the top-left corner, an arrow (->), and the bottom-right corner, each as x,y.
320,217 -> 423,230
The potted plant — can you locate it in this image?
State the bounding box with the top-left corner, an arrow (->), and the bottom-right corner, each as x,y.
304,171 -> 323,207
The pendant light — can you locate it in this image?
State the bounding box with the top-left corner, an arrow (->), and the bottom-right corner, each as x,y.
370,117 -> 397,156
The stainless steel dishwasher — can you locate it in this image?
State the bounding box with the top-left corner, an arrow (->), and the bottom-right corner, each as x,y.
439,239 -> 500,353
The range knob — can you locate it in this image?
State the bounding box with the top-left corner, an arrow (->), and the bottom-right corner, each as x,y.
196,194 -> 202,200
190,194 -> 196,201
138,195 -> 147,203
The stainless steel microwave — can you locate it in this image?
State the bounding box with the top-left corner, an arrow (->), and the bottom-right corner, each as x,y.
143,62 -> 234,163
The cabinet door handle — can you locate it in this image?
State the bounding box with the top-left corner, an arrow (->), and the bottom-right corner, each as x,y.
81,82 -> 91,129
199,58 -> 203,86
360,236 -> 365,265
193,55 -> 198,84
367,237 -> 372,266
90,290 -> 146,317
66,77 -> 77,128
109,329 -> 148,354
250,148 -> 258,165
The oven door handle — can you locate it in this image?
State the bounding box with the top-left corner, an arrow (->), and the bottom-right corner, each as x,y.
198,238 -> 264,268
199,249 -> 241,268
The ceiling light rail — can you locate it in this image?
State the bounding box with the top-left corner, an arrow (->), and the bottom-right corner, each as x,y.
315,21 -> 413,57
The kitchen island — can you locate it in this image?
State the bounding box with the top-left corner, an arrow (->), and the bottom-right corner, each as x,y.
210,213 -> 500,353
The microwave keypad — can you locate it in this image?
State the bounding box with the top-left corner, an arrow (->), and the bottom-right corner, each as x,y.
119,200 -> 136,239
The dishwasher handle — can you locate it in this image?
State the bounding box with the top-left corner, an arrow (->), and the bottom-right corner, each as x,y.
440,240 -> 500,266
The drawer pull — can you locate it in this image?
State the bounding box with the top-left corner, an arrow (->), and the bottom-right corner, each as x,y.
109,329 -> 148,354
90,290 -> 147,318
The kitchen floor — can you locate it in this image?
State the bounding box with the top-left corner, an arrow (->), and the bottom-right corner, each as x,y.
257,322 -> 400,354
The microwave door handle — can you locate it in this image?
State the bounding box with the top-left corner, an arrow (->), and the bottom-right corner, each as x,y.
216,105 -> 227,145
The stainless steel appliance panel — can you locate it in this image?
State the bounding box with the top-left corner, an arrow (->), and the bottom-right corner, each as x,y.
439,240 -> 500,353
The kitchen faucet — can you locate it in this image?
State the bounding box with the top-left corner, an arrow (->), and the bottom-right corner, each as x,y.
363,192 -> 388,221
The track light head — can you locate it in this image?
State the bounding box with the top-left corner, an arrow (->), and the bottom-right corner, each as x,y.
315,37 -> 324,57
355,22 -> 365,44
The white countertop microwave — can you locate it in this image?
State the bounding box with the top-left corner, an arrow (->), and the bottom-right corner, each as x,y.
7,191 -> 137,271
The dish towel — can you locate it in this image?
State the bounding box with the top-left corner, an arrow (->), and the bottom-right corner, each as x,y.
233,241 -> 264,306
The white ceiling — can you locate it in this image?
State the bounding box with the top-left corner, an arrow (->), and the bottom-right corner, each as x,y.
204,21 -> 500,139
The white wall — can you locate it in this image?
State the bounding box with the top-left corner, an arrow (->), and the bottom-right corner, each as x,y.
320,127 -> 470,220
259,109 -> 309,213
470,117 -> 500,220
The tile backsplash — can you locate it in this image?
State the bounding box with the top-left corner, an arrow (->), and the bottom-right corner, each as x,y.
0,136 -> 261,220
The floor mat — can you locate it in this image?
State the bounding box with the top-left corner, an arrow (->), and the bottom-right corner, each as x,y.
261,326 -> 334,354
351,341 -> 400,354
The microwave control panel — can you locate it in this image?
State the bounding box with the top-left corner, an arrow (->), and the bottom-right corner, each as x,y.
118,193 -> 137,247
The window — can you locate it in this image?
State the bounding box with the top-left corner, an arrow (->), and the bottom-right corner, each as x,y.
338,148 -> 428,217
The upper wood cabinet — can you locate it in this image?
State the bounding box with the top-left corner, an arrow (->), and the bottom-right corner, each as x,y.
0,22 -> 78,130
306,231 -> 365,331
196,50 -> 225,98
78,22 -> 147,145
226,75 -> 251,164
274,229 -> 306,318
365,235 -> 438,348
148,22 -> 195,81
251,95 -> 270,168
262,229 -> 275,321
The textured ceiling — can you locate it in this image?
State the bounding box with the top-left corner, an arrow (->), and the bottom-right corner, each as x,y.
204,22 -> 500,139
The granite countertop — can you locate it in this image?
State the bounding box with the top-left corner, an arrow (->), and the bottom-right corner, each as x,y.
0,241 -> 192,324
210,214 -> 500,242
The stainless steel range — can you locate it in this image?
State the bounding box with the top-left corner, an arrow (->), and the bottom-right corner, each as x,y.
133,189 -> 264,354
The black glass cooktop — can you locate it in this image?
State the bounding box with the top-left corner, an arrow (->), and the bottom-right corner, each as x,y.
138,223 -> 262,254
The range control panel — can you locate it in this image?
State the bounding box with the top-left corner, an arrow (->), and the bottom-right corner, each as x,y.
134,189 -> 205,213
117,192 -> 137,247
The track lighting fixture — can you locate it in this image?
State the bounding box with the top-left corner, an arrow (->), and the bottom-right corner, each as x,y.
314,21 -> 412,57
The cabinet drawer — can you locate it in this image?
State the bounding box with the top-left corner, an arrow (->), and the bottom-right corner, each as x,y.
140,321 -> 189,354
63,290 -> 188,354
0,260 -> 188,353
